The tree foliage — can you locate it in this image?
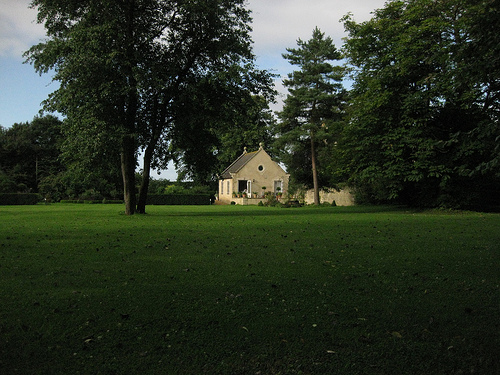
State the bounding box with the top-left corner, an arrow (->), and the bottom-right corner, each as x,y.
341,0 -> 500,208
25,0 -> 274,214
276,28 -> 346,204
0,115 -> 64,194
0,115 -> 123,201
171,93 -> 276,185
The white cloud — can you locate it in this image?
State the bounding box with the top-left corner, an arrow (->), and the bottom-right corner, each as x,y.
249,0 -> 384,59
0,0 -> 45,57
247,0 -> 386,111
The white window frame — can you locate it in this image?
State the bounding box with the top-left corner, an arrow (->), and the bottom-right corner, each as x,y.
274,180 -> 283,193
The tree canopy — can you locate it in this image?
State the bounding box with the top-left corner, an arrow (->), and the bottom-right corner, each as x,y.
276,27 -> 346,204
0,116 -> 64,194
25,0 -> 275,214
340,0 -> 500,208
18,0 -> 499,210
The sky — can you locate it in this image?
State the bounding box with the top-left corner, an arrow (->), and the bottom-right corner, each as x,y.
0,0 -> 386,179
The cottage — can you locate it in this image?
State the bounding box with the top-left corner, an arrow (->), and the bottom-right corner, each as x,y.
218,144 -> 290,205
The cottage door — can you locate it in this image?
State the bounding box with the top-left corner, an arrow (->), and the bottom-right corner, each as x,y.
238,180 -> 247,193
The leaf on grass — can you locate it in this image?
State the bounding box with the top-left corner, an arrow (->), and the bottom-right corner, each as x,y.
358,335 -> 373,344
391,331 -> 403,339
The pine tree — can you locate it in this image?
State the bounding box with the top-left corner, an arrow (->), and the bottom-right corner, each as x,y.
277,28 -> 345,204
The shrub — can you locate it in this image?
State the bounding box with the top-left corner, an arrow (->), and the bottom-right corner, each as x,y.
146,194 -> 212,205
60,200 -> 83,204
102,199 -> 124,204
79,189 -> 103,201
163,185 -> 188,195
83,200 -> 102,204
264,194 -> 278,207
0,193 -> 40,205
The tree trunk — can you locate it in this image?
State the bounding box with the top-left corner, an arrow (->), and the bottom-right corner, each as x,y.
136,145 -> 153,214
310,129 -> 320,205
121,0 -> 138,215
136,93 -> 166,214
121,134 -> 137,215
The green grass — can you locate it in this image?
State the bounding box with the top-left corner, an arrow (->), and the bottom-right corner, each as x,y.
1,204 -> 498,374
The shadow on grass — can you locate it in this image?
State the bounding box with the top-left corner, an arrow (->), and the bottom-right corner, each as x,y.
143,204 -> 409,217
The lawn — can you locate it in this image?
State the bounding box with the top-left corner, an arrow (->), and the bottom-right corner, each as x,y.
0,204 -> 498,374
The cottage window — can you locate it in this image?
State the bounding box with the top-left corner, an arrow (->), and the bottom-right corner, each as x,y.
258,165 -> 264,172
226,181 -> 230,195
274,180 -> 283,192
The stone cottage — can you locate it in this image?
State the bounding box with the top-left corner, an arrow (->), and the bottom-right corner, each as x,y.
218,144 -> 290,205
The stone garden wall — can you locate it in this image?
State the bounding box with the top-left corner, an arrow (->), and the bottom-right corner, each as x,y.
303,188 -> 354,206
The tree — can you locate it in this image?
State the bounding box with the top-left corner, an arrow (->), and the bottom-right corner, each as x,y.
215,95 -> 277,173
171,92 -> 276,185
0,115 -> 123,200
25,0 -> 273,214
0,115 -> 64,193
277,28 -> 346,204
341,0 -> 500,208
133,1 -> 275,213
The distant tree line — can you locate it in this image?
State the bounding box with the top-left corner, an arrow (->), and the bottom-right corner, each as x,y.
4,0 -> 497,211
0,115 -> 260,201
0,115 -> 121,200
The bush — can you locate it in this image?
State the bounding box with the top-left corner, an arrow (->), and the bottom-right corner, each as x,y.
79,189 -> 103,201
0,193 -> 40,205
60,200 -> 83,204
146,194 -> 212,205
59,199 -> 124,204
102,199 -> 124,204
264,194 -> 278,207
163,185 -> 188,195
38,174 -> 66,202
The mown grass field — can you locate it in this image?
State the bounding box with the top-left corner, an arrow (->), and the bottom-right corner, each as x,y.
0,204 -> 498,374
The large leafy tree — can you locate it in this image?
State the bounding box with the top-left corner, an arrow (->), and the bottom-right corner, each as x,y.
171,92 -> 276,185
0,115 -> 64,193
276,28 -> 346,204
25,0 -> 273,214
341,0 -> 500,208
0,116 -> 123,200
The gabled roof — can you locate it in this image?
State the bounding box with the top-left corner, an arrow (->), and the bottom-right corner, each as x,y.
221,148 -> 259,179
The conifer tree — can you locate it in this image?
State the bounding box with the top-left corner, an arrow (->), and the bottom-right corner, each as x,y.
277,28 -> 345,204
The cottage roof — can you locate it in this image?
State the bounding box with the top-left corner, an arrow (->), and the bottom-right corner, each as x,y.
221,147 -> 259,179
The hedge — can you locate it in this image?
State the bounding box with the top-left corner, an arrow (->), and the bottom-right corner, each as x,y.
58,196 -> 211,205
0,193 -> 40,205
146,194 -> 212,205
60,199 -> 124,204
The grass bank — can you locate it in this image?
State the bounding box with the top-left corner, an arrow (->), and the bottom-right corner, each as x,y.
0,204 -> 498,374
